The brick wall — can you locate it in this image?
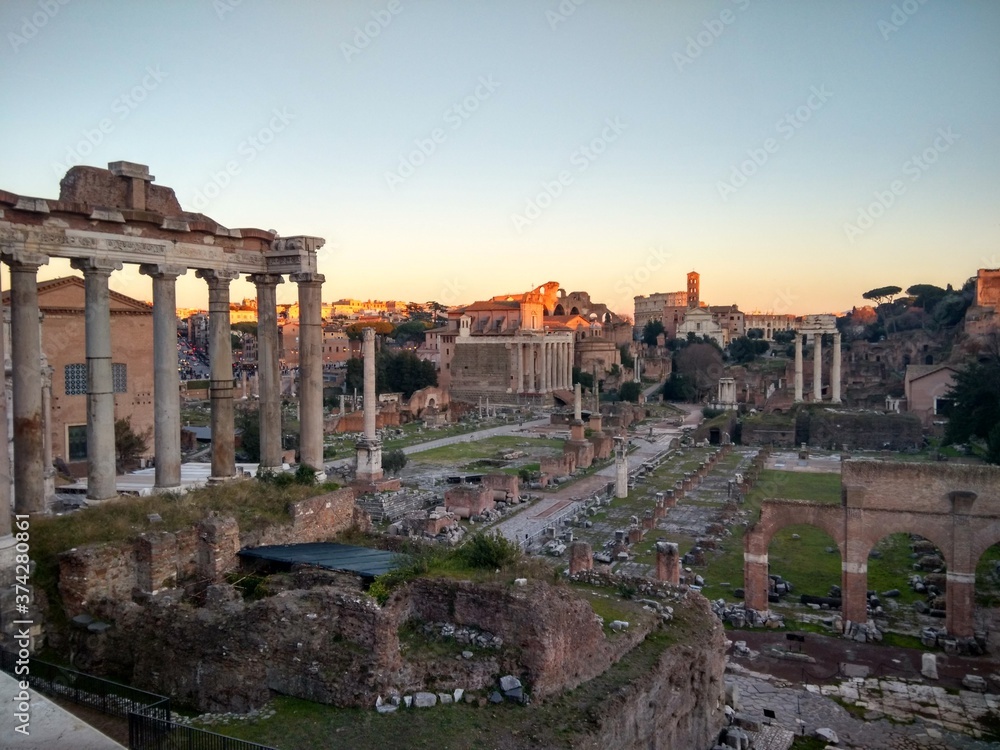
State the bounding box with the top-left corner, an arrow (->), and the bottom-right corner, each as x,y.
58,489 -> 365,617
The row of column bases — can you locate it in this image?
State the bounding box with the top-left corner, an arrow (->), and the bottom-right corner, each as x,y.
512,340 -> 572,394
793,331 -> 841,403
0,253 -> 326,520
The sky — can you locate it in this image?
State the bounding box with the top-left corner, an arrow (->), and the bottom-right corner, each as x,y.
1,0 -> 998,317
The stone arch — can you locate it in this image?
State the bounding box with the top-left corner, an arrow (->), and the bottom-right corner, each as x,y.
570,306 -> 580,315
554,304 -> 565,316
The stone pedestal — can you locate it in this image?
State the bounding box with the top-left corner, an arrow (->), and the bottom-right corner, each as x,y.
568,541 -> 593,574
656,541 -> 680,584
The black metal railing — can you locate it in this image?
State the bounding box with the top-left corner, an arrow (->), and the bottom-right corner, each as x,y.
129,713 -> 278,750
1,648 -> 169,721
2,649 -> 277,750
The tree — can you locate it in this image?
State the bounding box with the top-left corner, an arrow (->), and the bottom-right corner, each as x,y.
346,321 -> 394,340
235,409 -> 261,462
393,320 -> 430,346
345,350 -> 437,397
619,344 -> 634,370
618,381 -> 641,402
674,343 -> 724,402
772,329 -> 797,345
572,367 -> 594,390
641,320 -> 665,347
728,336 -> 769,364
383,449 -> 408,475
862,285 -> 902,306
905,284 -> 947,313
232,321 -> 258,337
746,328 -> 765,340
114,416 -> 151,470
943,337 -> 1000,464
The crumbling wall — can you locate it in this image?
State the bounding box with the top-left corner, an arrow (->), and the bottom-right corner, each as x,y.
58,489 -> 366,617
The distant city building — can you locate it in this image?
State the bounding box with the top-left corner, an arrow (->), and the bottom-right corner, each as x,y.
744,312 -> 797,340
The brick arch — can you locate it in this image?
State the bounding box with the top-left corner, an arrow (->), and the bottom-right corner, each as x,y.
744,460 -> 1000,638
850,511 -> 953,571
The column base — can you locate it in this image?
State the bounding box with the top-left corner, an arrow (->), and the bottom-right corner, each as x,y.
208,474 -> 238,484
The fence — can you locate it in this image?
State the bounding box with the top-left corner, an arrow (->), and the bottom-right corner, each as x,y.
1,649 -> 276,750
0,648 -> 169,722
129,713 -> 277,750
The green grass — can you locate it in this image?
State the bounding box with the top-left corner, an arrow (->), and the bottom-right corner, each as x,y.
204,596 -> 714,750
766,524 -> 841,597
746,470 -> 842,507
409,436 -> 564,465
976,542 -> 1000,607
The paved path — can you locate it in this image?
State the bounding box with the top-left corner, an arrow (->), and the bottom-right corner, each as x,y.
0,672 -> 125,749
492,405 -> 703,544
728,664 -> 999,750
324,418 -> 551,472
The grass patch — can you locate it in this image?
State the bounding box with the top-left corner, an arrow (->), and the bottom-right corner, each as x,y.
409,436 -> 564,465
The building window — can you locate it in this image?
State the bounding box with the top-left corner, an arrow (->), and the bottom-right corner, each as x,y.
113,363 -> 127,393
68,425 -> 87,461
65,364 -> 87,395
65,363 -> 127,394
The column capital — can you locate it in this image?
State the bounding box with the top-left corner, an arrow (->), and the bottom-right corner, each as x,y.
70,256 -> 123,276
247,273 -> 285,287
139,263 -> 188,280
2,249 -> 49,270
290,271 -> 325,285
195,268 -> 240,284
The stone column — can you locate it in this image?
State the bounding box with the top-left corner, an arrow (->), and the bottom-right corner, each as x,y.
831,332 -> 842,404
362,327 -> 377,440
540,340 -> 548,393
141,264 -> 186,489
812,332 -> 823,402
70,258 -> 122,501
249,274 -> 283,469
6,253 -> 48,514
292,272 -> 324,475
197,269 -> 239,480
614,436 -> 628,498
516,342 -> 524,393
527,344 -> 536,394
574,382 -> 582,421
793,333 -> 803,403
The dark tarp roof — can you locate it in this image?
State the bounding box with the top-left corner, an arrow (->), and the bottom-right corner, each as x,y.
238,543 -> 407,578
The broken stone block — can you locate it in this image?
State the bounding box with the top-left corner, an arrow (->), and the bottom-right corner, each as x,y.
921,652 -> 938,680
962,674 -> 987,692
413,692 -> 437,708
499,675 -> 521,692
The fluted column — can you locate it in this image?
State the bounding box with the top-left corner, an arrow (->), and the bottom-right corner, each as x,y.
197,269 -> 239,480
5,252 -> 48,514
793,333 -> 803,403
516,342 -> 524,393
813,332 -> 823,401
831,332 -> 842,404
250,274 -> 283,469
141,264 -> 186,489
540,341 -> 548,393
291,272 -> 324,474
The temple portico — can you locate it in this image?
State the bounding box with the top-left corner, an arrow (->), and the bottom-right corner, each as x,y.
0,161 -> 326,520
793,314 -> 841,404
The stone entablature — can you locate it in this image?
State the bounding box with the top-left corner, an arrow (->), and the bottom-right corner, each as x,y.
0,162 -> 327,526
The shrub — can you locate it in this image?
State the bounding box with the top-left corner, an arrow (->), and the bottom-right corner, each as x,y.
458,532 -> 521,570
